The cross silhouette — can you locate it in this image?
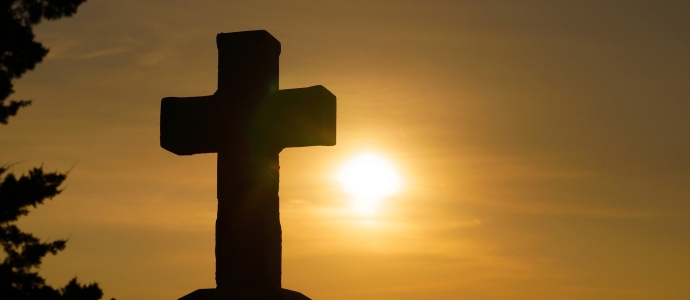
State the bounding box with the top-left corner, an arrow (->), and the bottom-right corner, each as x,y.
160,30 -> 336,300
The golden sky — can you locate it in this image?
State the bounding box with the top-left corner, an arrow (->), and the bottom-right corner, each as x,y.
2,1 -> 689,299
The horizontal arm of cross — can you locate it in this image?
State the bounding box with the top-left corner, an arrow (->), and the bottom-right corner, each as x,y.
160,95 -> 218,155
251,85 -> 336,149
160,86 -> 336,156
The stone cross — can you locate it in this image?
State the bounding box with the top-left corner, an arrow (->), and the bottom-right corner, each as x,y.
160,30 -> 336,300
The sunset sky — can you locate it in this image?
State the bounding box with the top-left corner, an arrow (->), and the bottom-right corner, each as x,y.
2,1 -> 689,299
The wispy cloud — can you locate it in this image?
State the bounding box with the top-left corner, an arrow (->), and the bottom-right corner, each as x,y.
79,46 -> 132,60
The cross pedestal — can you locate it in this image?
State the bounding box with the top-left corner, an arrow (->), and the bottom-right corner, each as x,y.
160,30 -> 336,300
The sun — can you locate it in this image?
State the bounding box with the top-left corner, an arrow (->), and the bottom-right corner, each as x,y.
338,153 -> 401,213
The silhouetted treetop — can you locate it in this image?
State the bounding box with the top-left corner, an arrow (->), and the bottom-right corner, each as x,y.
60,278 -> 104,300
0,167 -> 107,300
0,0 -> 88,124
0,167 -> 65,223
5,0 -> 87,26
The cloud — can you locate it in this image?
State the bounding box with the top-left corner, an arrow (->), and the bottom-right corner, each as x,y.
79,46 -> 132,60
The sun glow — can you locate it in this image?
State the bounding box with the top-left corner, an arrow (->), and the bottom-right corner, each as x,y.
338,153 -> 401,213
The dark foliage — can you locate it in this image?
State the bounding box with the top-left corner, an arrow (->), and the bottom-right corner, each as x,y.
0,167 -> 107,300
0,0 -> 88,123
1,1 -> 110,299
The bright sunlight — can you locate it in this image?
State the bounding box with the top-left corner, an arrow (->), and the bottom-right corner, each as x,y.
338,153 -> 401,214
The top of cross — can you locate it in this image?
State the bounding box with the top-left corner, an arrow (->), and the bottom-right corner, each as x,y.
160,30 -> 336,156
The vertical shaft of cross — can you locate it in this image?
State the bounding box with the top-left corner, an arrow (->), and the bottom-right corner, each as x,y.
216,148 -> 282,291
214,31 -> 283,292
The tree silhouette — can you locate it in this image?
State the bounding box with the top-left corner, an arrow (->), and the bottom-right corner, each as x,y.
1,0 -> 87,124
1,1 -> 111,299
0,166 -> 105,300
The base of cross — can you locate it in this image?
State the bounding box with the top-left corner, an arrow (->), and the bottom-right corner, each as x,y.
179,288 -> 311,300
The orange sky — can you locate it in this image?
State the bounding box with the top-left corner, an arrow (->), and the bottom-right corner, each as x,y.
2,1 -> 689,299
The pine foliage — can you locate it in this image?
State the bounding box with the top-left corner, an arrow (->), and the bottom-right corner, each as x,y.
0,167 -> 106,300
0,0 -> 88,123
1,1 -> 112,299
